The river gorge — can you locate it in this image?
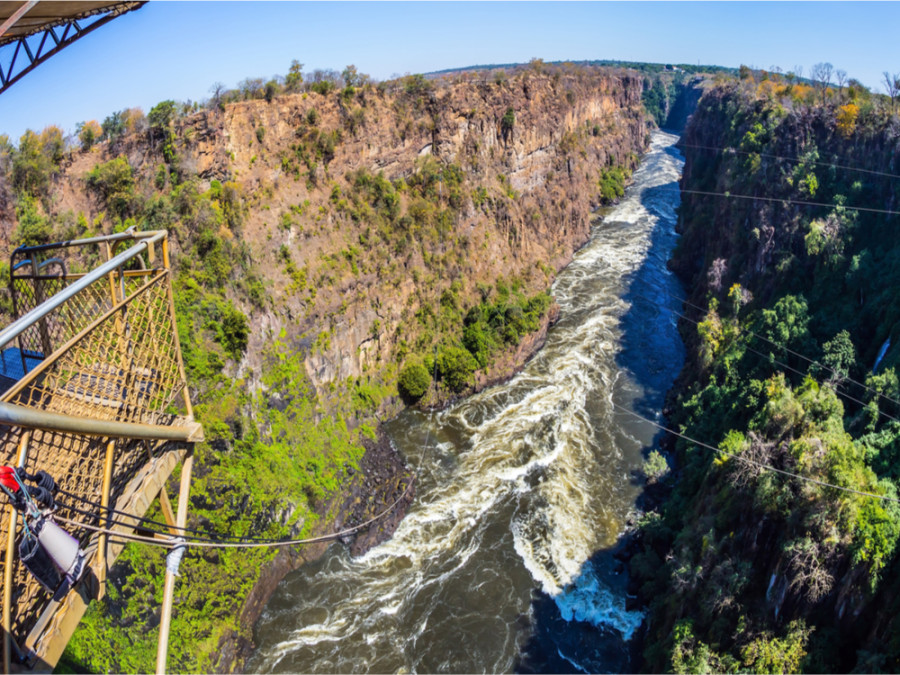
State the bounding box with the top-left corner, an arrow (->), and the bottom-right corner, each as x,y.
249,130 -> 686,674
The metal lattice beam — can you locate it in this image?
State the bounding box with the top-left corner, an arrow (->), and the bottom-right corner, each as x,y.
0,1 -> 144,96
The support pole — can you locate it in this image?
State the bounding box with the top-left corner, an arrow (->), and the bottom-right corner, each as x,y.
155,449 -> 193,675
3,431 -> 30,673
157,489 -> 178,535
97,439 -> 116,597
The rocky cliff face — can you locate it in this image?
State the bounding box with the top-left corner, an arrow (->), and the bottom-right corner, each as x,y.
203,70 -> 645,394
47,69 -> 646,399
664,76 -> 705,132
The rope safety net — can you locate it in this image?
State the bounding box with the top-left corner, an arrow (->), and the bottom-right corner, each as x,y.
0,232 -> 193,656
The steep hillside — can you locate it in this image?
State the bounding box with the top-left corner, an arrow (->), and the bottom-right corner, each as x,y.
1,65 -> 648,671
629,76 -> 900,672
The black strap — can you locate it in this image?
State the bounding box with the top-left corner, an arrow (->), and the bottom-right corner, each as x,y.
10,468 -> 57,509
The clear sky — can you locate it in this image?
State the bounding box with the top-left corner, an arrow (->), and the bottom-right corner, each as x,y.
1,1 -> 898,142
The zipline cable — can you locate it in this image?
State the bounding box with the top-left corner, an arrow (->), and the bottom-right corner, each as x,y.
54,473 -> 416,549
58,488 -> 270,540
54,487 -> 277,542
662,186 -> 900,218
627,279 -> 900,410
623,284 -> 900,425
53,498 -> 281,545
611,401 -> 900,505
676,142 -> 900,181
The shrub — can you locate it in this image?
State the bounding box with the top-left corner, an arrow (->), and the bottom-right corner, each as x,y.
310,80 -> 335,96
13,195 -> 52,246
463,322 -> 494,368
598,166 -> 628,204
220,304 -> 249,358
398,360 -> 431,401
264,80 -> 280,103
155,164 -> 169,190
85,156 -> 136,221
501,107 -> 515,141
642,450 -> 669,483
403,74 -> 432,97
437,345 -> 477,393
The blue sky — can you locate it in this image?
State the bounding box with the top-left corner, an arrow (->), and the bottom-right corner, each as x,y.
1,1 -> 898,142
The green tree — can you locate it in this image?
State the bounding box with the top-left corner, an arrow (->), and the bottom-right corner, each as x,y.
437,345 -> 477,393
101,110 -> 126,143
148,100 -> 178,162
86,156 -> 136,221
501,107 -> 515,142
759,294 -> 815,365
462,322 -> 494,368
398,360 -> 431,401
264,80 -> 280,103
12,129 -> 55,196
285,60 -> 304,91
821,330 -> 855,383
13,194 -> 52,246
342,64 -> 360,88
740,620 -> 812,674
220,304 -> 249,358
148,100 -> 176,138
40,125 -> 64,165
670,619 -> 738,674
78,120 -> 102,151
642,450 -> 669,483
403,73 -> 431,96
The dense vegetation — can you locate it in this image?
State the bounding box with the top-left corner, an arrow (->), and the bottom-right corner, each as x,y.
631,72 -> 900,672
3,104 -> 369,671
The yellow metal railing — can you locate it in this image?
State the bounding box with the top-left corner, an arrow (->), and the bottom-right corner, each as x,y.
0,230 -> 199,672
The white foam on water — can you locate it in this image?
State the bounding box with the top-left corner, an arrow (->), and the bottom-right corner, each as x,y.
554,561 -> 644,640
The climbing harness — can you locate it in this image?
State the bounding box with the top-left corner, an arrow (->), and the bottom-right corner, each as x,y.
0,466 -> 86,600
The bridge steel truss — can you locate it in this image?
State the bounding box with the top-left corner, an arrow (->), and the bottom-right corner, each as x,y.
0,1 -> 145,96
0,230 -> 202,673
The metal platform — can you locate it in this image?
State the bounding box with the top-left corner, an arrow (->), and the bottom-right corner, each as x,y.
0,230 -> 201,673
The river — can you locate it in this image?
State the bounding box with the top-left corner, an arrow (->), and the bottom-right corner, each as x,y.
248,130 -> 685,674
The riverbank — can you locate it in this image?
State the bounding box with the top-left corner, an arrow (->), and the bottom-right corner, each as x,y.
212,427 -> 415,671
